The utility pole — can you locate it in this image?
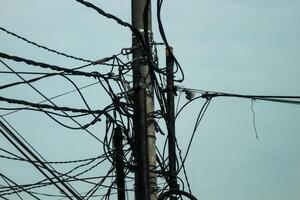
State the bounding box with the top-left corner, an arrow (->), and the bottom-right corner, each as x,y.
166,47 -> 178,199
132,0 -> 157,200
113,126 -> 126,200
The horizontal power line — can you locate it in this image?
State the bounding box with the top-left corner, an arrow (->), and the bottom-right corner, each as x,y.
177,86 -> 300,105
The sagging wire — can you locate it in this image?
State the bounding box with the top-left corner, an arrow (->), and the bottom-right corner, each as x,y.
251,99 -> 259,140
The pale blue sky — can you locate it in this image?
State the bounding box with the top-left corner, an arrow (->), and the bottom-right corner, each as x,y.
0,0 -> 300,200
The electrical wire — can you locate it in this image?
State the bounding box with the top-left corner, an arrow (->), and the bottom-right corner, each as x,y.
0,120 -> 81,200
0,52 -> 105,78
251,99 -> 259,140
1,81 -> 99,117
0,2 -> 206,199
177,98 -> 211,173
0,173 -> 40,200
156,0 -> 184,82
0,26 -> 93,63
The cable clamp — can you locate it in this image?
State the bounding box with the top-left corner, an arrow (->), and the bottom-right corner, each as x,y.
121,46 -> 138,56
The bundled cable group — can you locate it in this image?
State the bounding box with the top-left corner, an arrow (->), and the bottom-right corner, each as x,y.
3,1 -> 298,200
0,0 -> 194,198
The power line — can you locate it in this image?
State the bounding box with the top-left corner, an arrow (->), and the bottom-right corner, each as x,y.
0,1 -> 199,199
0,120 -> 82,200
0,173 -> 40,200
0,52 -> 106,78
0,151 -> 107,165
74,0 -> 133,30
156,0 -> 184,82
0,95 -> 111,115
74,0 -> 166,77
1,81 -> 99,117
0,26 -> 93,63
176,86 -> 300,105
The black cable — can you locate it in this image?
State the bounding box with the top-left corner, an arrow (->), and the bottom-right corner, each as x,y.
75,0 -> 133,30
156,0 -> 185,82
178,98 -> 211,173
13,189 -> 117,199
158,189 -> 198,200
0,26 -> 93,63
0,68 -> 116,151
175,96 -> 202,120
74,0 -> 167,76
0,60 -> 112,125
0,147 -> 23,159
0,71 -> 59,90
172,97 -> 212,195
202,92 -> 300,100
74,0 -> 148,57
0,148 -> 110,197
0,173 -> 40,200
0,151 -> 107,165
179,87 -> 300,101
0,70 -> 68,75
0,56 -> 101,91
0,52 -> 104,78
2,88 -> 114,151
0,95 -> 108,114
0,80 -> 98,117
0,59 -> 105,123
0,173 -> 117,197
255,97 -> 300,105
59,74 -> 98,120
83,166 -> 115,199
102,178 -> 115,200
198,91 -> 300,106
1,58 -> 136,200
0,120 -> 80,200
0,174 -> 24,200
0,106 -> 93,118
0,59 -> 129,133
0,53 -> 125,91
0,117 -> 113,197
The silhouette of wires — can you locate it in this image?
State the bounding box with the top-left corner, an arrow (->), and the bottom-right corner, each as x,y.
0,1 -> 197,199
0,26 -> 93,63
0,43 -> 135,199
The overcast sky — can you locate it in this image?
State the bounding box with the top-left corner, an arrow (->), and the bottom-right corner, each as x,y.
1,0 -> 300,200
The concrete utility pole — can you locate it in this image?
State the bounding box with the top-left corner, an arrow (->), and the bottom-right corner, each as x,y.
131,0 -> 157,200
166,47 -> 178,199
